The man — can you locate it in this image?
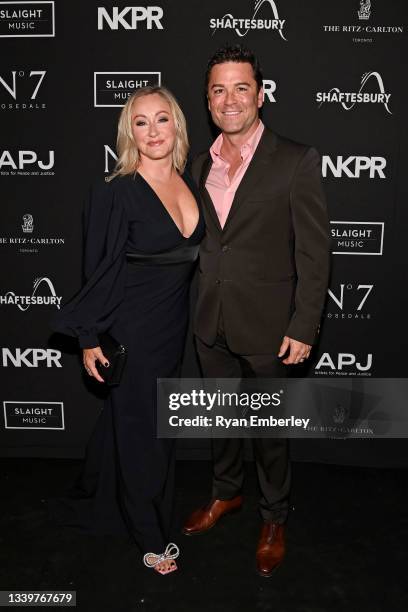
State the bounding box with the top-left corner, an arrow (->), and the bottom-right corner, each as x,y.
183,45 -> 330,577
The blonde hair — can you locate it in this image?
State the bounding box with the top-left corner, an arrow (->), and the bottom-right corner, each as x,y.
107,86 -> 189,181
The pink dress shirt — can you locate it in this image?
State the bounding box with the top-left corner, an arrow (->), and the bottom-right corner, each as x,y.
206,120 -> 265,228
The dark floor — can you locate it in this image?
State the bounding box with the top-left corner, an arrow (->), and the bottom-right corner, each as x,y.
0,459 -> 407,612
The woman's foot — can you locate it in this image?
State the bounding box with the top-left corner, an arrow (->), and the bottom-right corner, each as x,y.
143,543 -> 179,575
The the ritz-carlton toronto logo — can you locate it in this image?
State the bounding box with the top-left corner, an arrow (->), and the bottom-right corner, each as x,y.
316,72 -> 392,114
210,0 -> 287,40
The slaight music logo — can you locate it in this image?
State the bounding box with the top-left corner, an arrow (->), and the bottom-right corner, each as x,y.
316,72 -> 392,114
0,1 -> 55,37
322,155 -> 386,179
210,0 -> 287,40
330,221 -> 384,256
0,69 -> 46,110
0,277 -> 62,310
94,72 -> 161,107
3,401 -> 64,430
314,352 -> 373,376
326,283 -> 374,320
1,347 -> 62,367
97,6 -> 163,30
0,149 -> 54,175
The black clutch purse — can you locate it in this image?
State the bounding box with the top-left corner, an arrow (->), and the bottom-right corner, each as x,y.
95,331 -> 127,386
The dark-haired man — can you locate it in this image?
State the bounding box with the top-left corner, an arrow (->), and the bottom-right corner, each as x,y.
183,45 -> 330,577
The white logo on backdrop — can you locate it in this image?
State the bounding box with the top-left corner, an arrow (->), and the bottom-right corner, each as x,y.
97,6 -> 164,30
322,156 -> 386,178
330,221 -> 384,256
315,353 -> 373,374
316,72 -> 392,114
1,348 -> 62,367
358,0 -> 371,20
0,277 -> 62,310
22,214 -> 34,233
0,1 -> 55,38
210,0 -> 287,40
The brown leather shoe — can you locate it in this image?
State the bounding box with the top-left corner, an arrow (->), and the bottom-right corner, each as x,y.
182,496 -> 243,536
256,522 -> 285,577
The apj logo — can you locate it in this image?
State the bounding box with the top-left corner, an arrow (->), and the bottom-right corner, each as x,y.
316,72 -> 391,114
210,0 -> 286,40
0,149 -> 54,175
0,277 -> 62,310
315,352 -> 373,377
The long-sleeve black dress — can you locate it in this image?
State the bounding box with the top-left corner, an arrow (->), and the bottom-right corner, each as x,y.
51,171 -> 204,553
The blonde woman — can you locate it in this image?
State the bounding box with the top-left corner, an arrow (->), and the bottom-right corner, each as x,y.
52,86 -> 204,575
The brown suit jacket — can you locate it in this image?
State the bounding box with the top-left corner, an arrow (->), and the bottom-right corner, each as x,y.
192,127 -> 330,354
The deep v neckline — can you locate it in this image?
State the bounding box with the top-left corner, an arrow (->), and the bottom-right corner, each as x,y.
137,171 -> 200,240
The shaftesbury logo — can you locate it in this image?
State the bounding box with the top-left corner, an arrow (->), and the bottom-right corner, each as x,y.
0,277 -> 62,310
330,221 -> 384,256
0,1 -> 55,37
94,72 -> 161,107
210,0 -> 287,40
316,72 -> 392,114
3,401 -> 64,430
358,0 -> 371,20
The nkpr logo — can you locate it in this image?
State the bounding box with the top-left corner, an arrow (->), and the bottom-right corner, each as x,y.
326,283 -> 373,320
97,6 -> 163,30
315,353 -> 373,377
210,0 -> 287,40
3,401 -> 64,430
322,156 -> 386,179
330,221 -> 384,255
0,149 -> 54,175
0,69 -> 46,110
0,276 -> 62,310
0,1 -> 55,37
94,72 -> 161,107
316,72 -> 392,114
1,347 -> 62,367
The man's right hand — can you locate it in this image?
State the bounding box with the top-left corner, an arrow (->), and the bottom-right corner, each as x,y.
83,347 -> 109,383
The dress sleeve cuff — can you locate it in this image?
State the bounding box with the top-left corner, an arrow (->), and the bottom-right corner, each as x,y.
78,332 -> 99,349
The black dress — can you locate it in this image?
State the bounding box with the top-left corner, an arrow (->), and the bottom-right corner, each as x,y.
51,171 -> 204,553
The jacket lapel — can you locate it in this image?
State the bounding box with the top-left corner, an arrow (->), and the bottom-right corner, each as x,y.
199,154 -> 222,232
223,128 -> 278,231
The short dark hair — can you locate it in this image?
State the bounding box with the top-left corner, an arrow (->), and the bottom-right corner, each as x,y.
205,44 -> 264,92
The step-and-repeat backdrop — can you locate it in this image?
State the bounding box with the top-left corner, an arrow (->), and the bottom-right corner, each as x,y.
1,0 -> 407,465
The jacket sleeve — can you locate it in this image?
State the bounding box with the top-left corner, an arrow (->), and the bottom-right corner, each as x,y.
285,147 -> 331,345
51,179 -> 129,348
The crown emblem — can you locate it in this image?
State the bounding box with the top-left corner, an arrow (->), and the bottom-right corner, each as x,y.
358,0 -> 371,20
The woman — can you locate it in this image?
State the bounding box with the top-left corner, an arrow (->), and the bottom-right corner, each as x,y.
51,86 -> 204,575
